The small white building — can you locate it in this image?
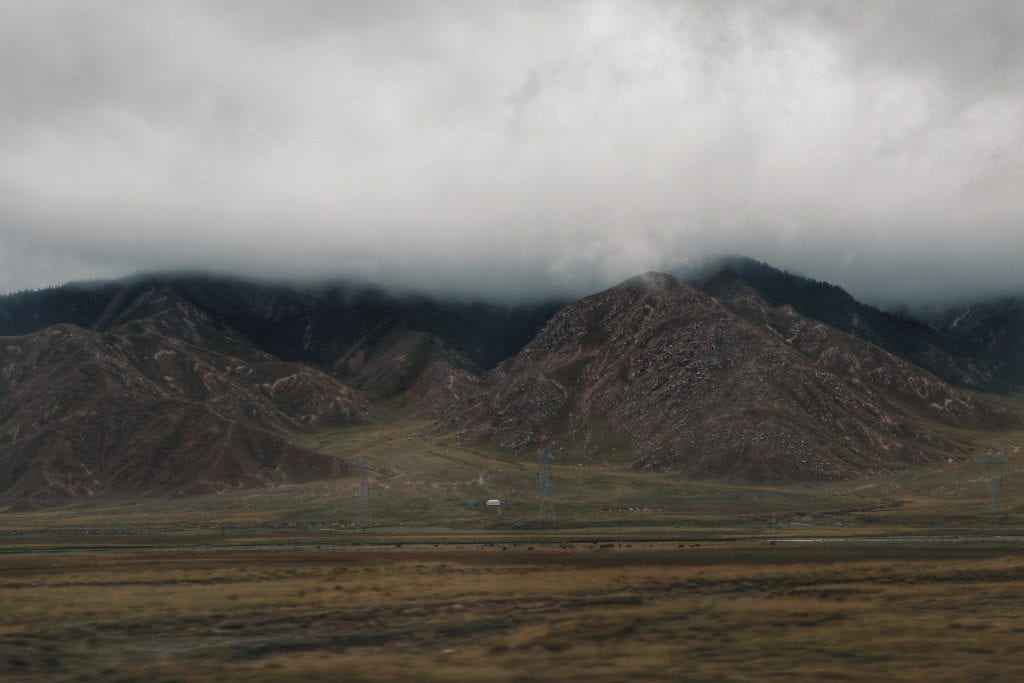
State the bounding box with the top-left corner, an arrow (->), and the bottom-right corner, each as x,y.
485,499 -> 501,507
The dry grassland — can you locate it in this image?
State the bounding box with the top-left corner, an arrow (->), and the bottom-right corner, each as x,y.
2,538 -> 1024,682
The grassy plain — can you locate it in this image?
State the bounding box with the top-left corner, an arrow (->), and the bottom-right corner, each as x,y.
1,413 -> 1023,681
3,538 -> 1024,681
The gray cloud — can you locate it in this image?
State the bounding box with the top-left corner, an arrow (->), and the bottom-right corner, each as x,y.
1,0 -> 1022,307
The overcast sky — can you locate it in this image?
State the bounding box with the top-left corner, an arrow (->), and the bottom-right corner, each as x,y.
1,1 -> 1022,307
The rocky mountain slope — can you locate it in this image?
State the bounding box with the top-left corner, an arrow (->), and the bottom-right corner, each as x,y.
442,273 -> 1018,483
697,257 -> 1003,389
0,290 -> 369,505
333,321 -> 480,416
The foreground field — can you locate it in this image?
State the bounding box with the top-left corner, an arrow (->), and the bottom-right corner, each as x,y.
2,534 -> 1024,682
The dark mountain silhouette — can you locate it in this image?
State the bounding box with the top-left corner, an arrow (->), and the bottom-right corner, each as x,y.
929,297 -> 1024,386
0,274 -> 561,409
0,274 -> 561,369
696,257 -> 1003,389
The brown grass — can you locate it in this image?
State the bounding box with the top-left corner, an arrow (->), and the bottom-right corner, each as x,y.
2,539 -> 1024,681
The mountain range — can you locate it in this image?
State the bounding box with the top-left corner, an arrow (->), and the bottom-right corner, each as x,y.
1,261 -> 1022,503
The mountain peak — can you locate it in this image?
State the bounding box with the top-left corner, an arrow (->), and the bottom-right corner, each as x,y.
442,271 -> 1016,483
616,271 -> 681,294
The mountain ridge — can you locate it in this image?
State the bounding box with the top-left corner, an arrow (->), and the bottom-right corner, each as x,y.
695,257 -> 1007,389
2,265 -> 1023,501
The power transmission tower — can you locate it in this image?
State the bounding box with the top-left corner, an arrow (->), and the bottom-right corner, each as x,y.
356,458 -> 372,532
538,450 -> 555,522
983,453 -> 1007,515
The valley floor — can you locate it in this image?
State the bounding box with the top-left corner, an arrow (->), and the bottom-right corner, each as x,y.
1,413 -> 1023,681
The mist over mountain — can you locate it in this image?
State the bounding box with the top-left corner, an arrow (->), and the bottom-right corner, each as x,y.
2,2 -> 1024,307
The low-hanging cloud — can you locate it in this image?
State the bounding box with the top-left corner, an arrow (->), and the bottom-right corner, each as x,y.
1,0 -> 1022,307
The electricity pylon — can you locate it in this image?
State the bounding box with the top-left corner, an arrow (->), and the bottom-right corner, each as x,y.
356,458 -> 372,532
983,453 -> 1007,515
538,450 -> 555,522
